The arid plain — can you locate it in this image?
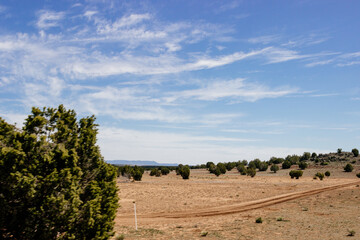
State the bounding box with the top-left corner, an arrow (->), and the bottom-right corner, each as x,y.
113,164 -> 360,240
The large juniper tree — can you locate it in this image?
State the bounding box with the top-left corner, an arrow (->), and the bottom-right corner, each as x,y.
0,105 -> 118,240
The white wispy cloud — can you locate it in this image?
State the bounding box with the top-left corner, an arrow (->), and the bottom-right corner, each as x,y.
168,78 -> 298,102
36,10 -> 65,29
248,35 -> 281,44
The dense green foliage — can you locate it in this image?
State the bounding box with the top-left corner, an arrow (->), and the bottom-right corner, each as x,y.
117,165 -> 144,181
282,160 -> 292,169
352,148 -> 359,157
344,163 -> 354,172
315,172 -> 325,180
177,165 -> 190,179
289,170 -> 303,179
246,168 -> 256,177
0,105 -> 118,240
160,167 -> 170,175
150,168 -> 161,177
298,161 -> 308,170
270,164 -> 279,173
258,162 -> 268,171
237,164 -> 247,175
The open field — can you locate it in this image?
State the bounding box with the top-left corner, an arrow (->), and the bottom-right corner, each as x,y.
113,164 -> 360,239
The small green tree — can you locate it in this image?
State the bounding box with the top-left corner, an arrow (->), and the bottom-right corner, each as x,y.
344,163 -> 354,172
0,105 -> 118,240
315,172 -> 325,180
217,163 -> 227,174
179,165 -> 190,179
337,148 -> 342,154
258,162 -> 268,171
237,164 -> 247,175
270,164 -> 279,173
299,161 -> 308,170
214,167 -> 221,177
282,160 -> 292,169
247,168 -> 256,177
352,148 -> 359,157
161,167 -> 170,175
289,170 -> 303,179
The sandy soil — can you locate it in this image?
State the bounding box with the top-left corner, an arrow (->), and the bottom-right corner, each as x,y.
113,164 -> 360,240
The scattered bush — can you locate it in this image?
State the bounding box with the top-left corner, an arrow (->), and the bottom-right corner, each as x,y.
315,172 -> 325,180
160,167 -> 170,175
201,231 -> 208,237
214,167 -> 221,177
247,168 -> 256,177
352,148 -> 359,157
301,152 -> 311,161
217,163 -> 227,174
206,162 -> 215,169
115,234 -> 125,240
356,173 -> 360,178
150,168 -> 161,177
237,164 -> 247,175
225,162 -> 236,171
344,163 -> 354,172
282,160 -> 292,169
178,165 -> 190,179
270,164 -> 279,173
320,161 -> 329,166
337,148 -> 342,154
311,152 -> 317,158
269,157 -> 284,164
298,161 -> 308,170
347,230 -> 356,237
289,170 -> 303,179
258,162 -> 268,171
208,164 -> 216,174
325,171 -> 331,177
276,217 -> 283,221
255,217 -> 263,223
133,169 -> 143,181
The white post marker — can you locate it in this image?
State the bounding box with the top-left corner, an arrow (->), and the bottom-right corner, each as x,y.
133,201 -> 138,231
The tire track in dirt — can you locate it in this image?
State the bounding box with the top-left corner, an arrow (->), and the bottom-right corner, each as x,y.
119,180 -> 360,219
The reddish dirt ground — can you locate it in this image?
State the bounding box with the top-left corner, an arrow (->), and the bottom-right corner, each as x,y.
113,164 -> 360,239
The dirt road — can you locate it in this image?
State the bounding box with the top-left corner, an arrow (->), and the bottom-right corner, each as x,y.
118,180 -> 360,220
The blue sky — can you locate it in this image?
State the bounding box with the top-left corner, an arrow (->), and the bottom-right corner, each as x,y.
0,0 -> 359,164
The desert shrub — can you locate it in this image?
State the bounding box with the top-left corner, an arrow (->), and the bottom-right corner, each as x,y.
320,161 -> 329,165
201,231 -> 208,237
0,105 -> 119,240
161,167 -> 170,175
176,164 -> 183,175
352,148 -> 359,157
177,165 -> 190,179
277,217 -> 284,221
270,164 -> 279,173
315,172 -> 325,180
258,162 -> 268,171
247,168 -> 256,177
311,152 -> 317,158
289,170 -> 303,179
237,164 -> 247,175
344,163 -> 354,172
356,173 -> 360,178
115,234 -> 125,240
133,169 -> 143,181
351,160 -> 356,164
347,230 -> 356,236
325,171 -> 331,177
301,152 -> 311,161
208,163 -> 216,174
282,160 -> 292,169
214,167 -> 221,177
337,148 -> 342,154
225,162 -> 236,171
269,157 -> 284,164
206,162 -> 214,169
150,168 -> 161,177
248,161 -> 257,169
255,217 -> 263,223
217,163 -> 227,174
286,155 -> 300,165
299,161 -> 308,170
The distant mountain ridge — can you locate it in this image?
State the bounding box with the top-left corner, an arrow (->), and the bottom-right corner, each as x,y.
106,160 -> 178,166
